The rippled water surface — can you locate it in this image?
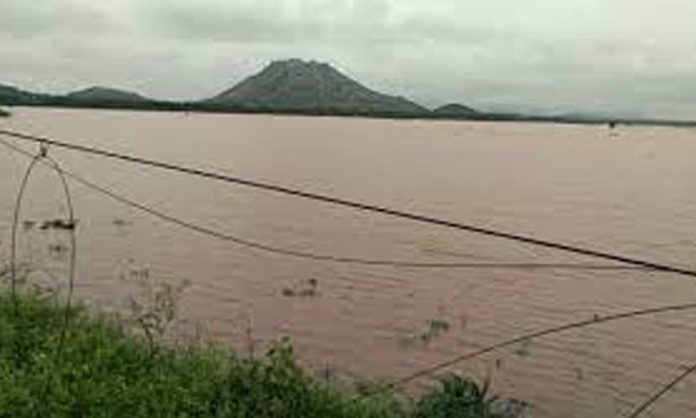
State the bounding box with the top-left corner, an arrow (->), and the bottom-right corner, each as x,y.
2,107 -> 696,417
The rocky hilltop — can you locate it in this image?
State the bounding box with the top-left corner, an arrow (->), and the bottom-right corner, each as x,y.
209,59 -> 426,114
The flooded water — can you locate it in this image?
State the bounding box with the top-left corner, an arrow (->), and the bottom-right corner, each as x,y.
2,107 -> 696,417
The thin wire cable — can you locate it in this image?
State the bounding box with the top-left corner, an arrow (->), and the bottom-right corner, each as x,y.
6,142 -> 78,408
44,155 -> 77,361
626,361 -> 696,418
6,128 -> 696,414
353,301 -> 696,402
0,136 -> 649,272
10,154 -> 41,313
37,155 -> 78,407
2,129 -> 696,277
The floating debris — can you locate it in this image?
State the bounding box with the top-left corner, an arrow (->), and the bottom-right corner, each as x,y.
281,278 -> 319,298
113,218 -> 133,227
48,243 -> 69,254
129,268 -> 151,280
514,339 -> 533,357
400,318 -> 452,348
305,278 -> 319,296
40,219 -> 77,231
427,319 -> 451,334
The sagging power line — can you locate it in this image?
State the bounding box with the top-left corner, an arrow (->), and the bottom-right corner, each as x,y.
354,301 -> 696,404
627,360 -> 696,418
2,128 -> 696,278
3,129 -> 696,417
0,136 -> 646,272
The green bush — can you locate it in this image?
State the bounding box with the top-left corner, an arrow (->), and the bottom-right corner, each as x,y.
415,375 -> 504,418
0,291 -> 406,418
0,290 -> 518,417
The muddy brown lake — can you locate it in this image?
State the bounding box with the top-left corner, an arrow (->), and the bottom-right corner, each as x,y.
2,107 -> 696,417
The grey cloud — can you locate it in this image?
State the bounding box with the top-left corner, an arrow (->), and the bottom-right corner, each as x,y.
139,0 -> 423,46
0,0 -> 126,39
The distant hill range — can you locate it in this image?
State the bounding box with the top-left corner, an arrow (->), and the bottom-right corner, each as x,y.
0,60 -> 443,117
1,60 -> 694,127
0,83 -> 51,105
209,59 -> 426,114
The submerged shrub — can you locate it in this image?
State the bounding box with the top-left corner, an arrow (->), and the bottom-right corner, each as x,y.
416,375 -> 505,418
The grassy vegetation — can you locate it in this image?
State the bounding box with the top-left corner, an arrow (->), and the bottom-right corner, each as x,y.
0,290 -> 515,417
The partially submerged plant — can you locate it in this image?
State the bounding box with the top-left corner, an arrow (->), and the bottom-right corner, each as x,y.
416,375 -> 502,418
400,318 -> 452,348
127,279 -> 189,349
282,278 -> 320,298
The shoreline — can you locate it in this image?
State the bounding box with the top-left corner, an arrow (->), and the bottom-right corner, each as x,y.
2,102 -> 695,129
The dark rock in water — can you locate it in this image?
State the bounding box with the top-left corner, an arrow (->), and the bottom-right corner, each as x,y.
208,59 -> 426,114
0,107 -> 10,117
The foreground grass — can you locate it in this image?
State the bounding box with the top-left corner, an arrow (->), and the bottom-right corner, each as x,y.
0,291 -> 510,417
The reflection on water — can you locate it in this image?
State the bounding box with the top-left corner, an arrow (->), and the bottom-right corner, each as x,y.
2,107 -> 696,417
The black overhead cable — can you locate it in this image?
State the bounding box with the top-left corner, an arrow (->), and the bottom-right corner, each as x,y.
4,129 -> 696,418
626,360 -> 696,418
0,136 -> 647,271
1,128 -> 696,278
353,301 -> 696,402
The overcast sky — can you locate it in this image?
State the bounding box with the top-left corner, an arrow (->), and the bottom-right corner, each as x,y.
2,0 -> 695,118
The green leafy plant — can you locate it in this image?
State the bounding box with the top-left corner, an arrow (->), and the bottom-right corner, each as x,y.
0,281 -> 520,418
127,279 -> 188,349
415,375 -> 502,418
0,291 -> 409,418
